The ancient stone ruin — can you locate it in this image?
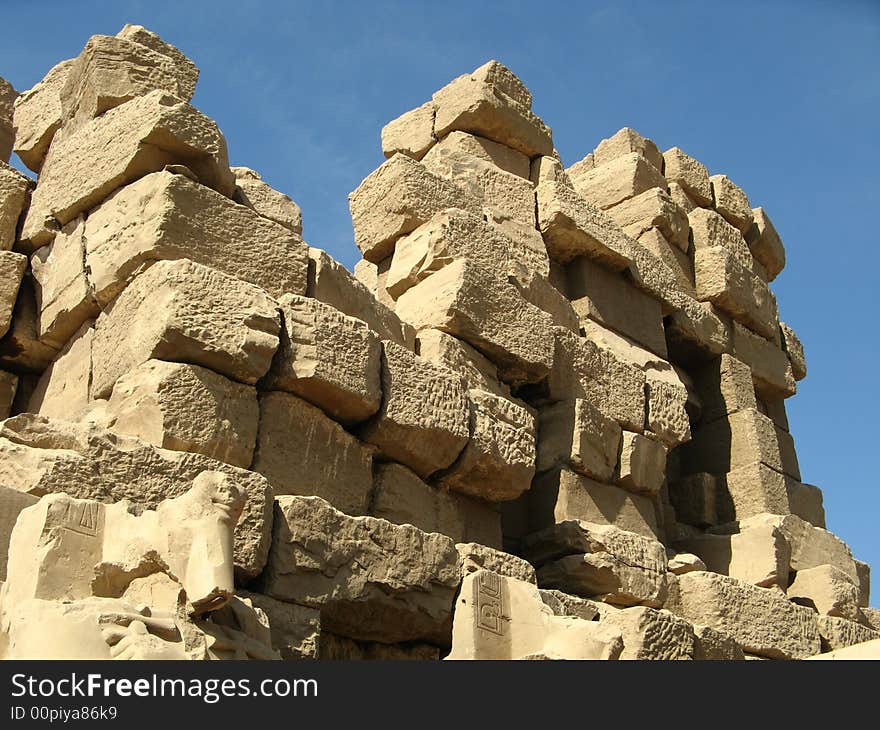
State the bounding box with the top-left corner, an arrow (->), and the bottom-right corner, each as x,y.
0,25 -> 875,660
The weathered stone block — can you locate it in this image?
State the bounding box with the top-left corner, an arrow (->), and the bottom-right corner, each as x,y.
748,207 -> 785,281
818,615 -> 880,652
617,431 -> 667,496
688,207 -> 753,269
731,320 -> 796,399
381,101 -> 436,161
1,161 -> 31,251
692,624 -> 746,660
780,321 -> 806,381
788,565 -> 861,621
593,128 -> 663,171
426,130 -> 530,179
681,408 -> 785,476
231,166 -> 303,234
0,250 -> 28,339
13,59 -> 76,172
669,472 -> 717,527
237,591 -> 320,660
692,353 -> 757,425
0,77 -> 15,162
456,542 -> 536,584
0,485 -> 39,581
606,187 -> 689,251
569,152 -> 667,210
786,478 -> 825,528
0,370 -> 16,419
709,174 -> 753,232
662,147 -> 713,206
27,321 -> 93,420
604,606 -> 695,660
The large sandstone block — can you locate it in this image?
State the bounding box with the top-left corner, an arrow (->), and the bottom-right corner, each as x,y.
426,130 -> 530,179
252,392 -> 373,516
435,388 -> 536,502
395,258 -> 555,386
529,468 -> 659,540
681,408 -> 785,476
260,495 -> 461,644
21,90 -> 234,250
669,472 -> 717,528
666,300 -> 732,360
0,277 -> 59,373
308,248 -> 415,349
855,560 -> 870,608
431,64 -> 553,158
359,341 -> 469,478
617,431 -> 667,496
524,521 -> 668,607
27,321 -> 93,420
103,359 -> 258,468
818,616 -> 880,652
731,321 -> 796,399
0,250 -> 28,339
688,207 -> 753,269
669,571 -> 820,659
0,414 -> 272,579
569,152 -> 667,210
786,478 -> 825,528
719,463 -> 791,522
593,128 -> 663,171
231,166 -> 302,234
416,327 -> 509,397
457,543 -> 535,584
90,259 -> 280,398
709,174 -> 752,232
0,77 -> 16,162
780,321 -> 806,381
0,370 -> 16,419
12,59 -> 75,172
606,187 -> 689,252
348,153 -> 481,263
1,161 -> 31,251
537,398 -> 622,482
788,565 -> 861,621
692,353 -> 756,425
536,179 -> 634,268
636,227 -> 695,297
237,590 -> 320,660
381,101 -> 436,161
692,624 -> 746,660
263,294 -> 381,426
115,23 -> 199,92
748,207 -> 785,281
0,486 -> 39,581
662,147 -> 712,205
84,171 -> 307,306
604,606 -> 695,660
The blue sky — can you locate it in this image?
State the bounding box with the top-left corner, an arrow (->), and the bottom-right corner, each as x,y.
2,1 -> 879,579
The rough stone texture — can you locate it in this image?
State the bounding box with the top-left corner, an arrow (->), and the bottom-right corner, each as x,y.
749,207 -> 785,281
0,414 -> 272,580
0,485 -> 39,581
26,321 -> 93,420
238,591 -> 320,659
21,90 -> 234,250
569,152 -> 667,210
617,431 -> 667,496
1,161 -> 31,252
90,259 -> 280,398
0,370 -> 16,419
692,353 -> 756,426
668,571 -> 820,659
604,607 -> 695,660
232,166 -> 303,234
689,207 -> 753,269
457,542 -> 536,584
718,462 -> 791,523
662,147 -> 713,206
709,174 -> 753,232
0,77 -> 17,162
252,392 -> 373,515
606,187 -> 689,252
593,128 -> 663,171
788,565 -> 862,621
539,589 -> 601,621
426,130 -> 530,179
103,359 -> 259,469
359,340 -> 469,479
731,320 -> 797,399
0,277 -> 59,374
780,321 -> 807,381
263,294 -> 382,426
260,495 -> 461,644
0,250 -> 28,339
855,559 -> 870,608
818,616 -> 880,652
786,479 -> 826,528
692,624 -> 746,660
381,101 -> 436,161
11,58 -> 71,171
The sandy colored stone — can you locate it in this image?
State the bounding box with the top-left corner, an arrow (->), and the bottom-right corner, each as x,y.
645,375 -> 692,448
748,206 -> 785,280
318,633 -> 440,660
807,637 -> 880,660
103,359 -> 258,468
718,462 -> 791,523
786,478 -> 826,528
692,353 -> 757,426
669,571 -> 820,659
348,153 -> 481,263
426,130 -> 530,179
252,392 -> 373,516
537,398 -> 621,482
667,551 -> 707,575
26,320 -> 92,420
817,616 -> 880,652
666,299 -> 732,360
731,320 -> 796,399
788,565 -> 861,621
0,277 -> 59,373
0,77 -> 16,162
12,59 -> 74,172
536,179 -> 634,268
260,495 -> 461,644
231,166 -> 302,234
0,485 -> 38,581
604,606 -> 695,660
636,227 -> 694,297
84,170 -> 307,307
0,250 -> 28,340
115,23 -> 199,99
0,370 -> 17,419
593,128 -> 663,171
0,414 -> 272,579
855,559 -> 870,608
416,328 -> 508,397
780,321 -> 806,381
692,623 -> 745,660
308,247 -> 415,349
436,388 -> 536,502
457,543 -> 536,584
237,590 -> 320,660
709,174 -> 753,232
688,207 -> 753,269
666,180 -> 699,214
539,589 -> 602,621
91,259 -> 280,398
662,147 -> 712,206
617,431 -> 667,496
381,101 -> 436,161
264,294 -> 381,426
359,340 -> 468,478
432,67 -> 553,158
569,152 -> 666,210
21,90 -> 234,250
607,187 -> 689,251
0,161 -> 31,251
669,473 -> 717,528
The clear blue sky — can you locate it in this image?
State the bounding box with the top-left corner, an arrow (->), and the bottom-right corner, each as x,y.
2,1 -> 878,583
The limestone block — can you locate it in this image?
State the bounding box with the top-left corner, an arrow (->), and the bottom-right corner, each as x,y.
0,370 -> 16,419
604,606 -> 695,660
26,321 -> 92,421
231,166 -> 302,234
104,359 -> 258,468
0,486 -> 39,580
788,565 -> 861,621
0,77 -> 16,162
511,269 -> 579,332
90,259 -> 280,398
855,560 -> 870,608
528,468 -> 659,540
688,207 -> 753,269
635,228 -> 695,300
719,462 -> 791,523
435,388 -> 536,502
359,340 -> 469,478
569,152 -> 667,210
308,247 -> 415,349
525,521 -> 668,607
669,571 -> 820,659
694,245 -> 777,340
0,277 -> 59,373
786,479 -> 826,528
448,570 -> 622,660
645,375 -> 692,448
667,552 -> 707,575
537,398 -> 622,482
252,392 -> 373,516
0,414 -> 273,579
593,128 -> 663,171
536,178 -> 634,268
263,294 -> 381,426
469,60 -> 532,107
426,130 -> 530,179
261,495 -> 461,644
539,589 -> 601,621
731,321 -> 796,399
681,408 -> 784,477
531,153 -> 574,188
807,638 -> 880,660
780,321 -> 806,381
749,207 -> 785,281
237,591 -> 320,660
432,67 -> 553,158
666,300 -> 732,359
818,616 -> 880,652
60,33 -> 198,127
415,328 -> 508,396
457,543 -> 536,584
625,237 -> 694,314
566,256 -> 666,356
0,250 -> 28,339
759,396 -> 790,432
677,522 -> 791,588
669,473 -> 717,528
667,180 -> 699,214
1,161 -> 31,251
617,431 -> 667,496
12,59 -> 73,172
606,187 -> 689,252
348,153 -> 481,263
662,147 -> 713,206
709,174 -> 753,232
692,354 -> 756,426
381,101 -> 436,160
692,624 -> 746,660
395,258 -> 555,387
115,23 -> 199,98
